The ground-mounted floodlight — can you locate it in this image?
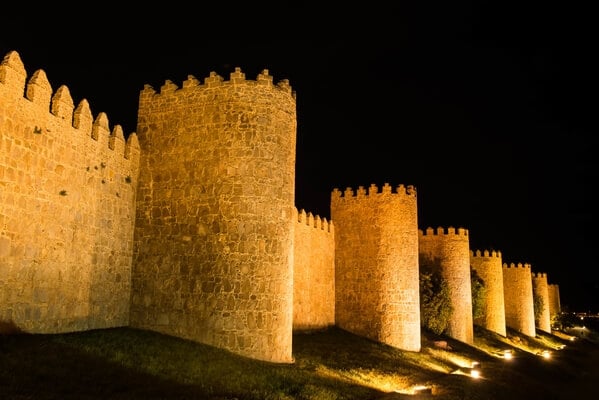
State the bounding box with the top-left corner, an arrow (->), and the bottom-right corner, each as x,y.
454,365 -> 482,379
493,349 -> 513,359
395,384 -> 433,395
412,385 -> 433,395
537,350 -> 551,359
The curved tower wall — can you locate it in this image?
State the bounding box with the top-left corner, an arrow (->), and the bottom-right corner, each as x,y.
532,272 -> 551,333
419,227 -> 474,344
331,183 -> 421,352
470,249 -> 506,336
0,51 -> 140,333
130,69 -> 297,363
502,263 -> 536,337
548,283 -> 561,319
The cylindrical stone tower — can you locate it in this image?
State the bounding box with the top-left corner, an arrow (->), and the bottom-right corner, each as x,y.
470,249 -> 506,336
419,227 -> 474,344
502,263 -> 536,337
130,68 -> 297,363
532,272 -> 551,333
548,283 -> 561,320
331,183 -> 421,352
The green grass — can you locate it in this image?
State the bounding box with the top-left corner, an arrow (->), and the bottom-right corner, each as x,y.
0,323 -> 597,399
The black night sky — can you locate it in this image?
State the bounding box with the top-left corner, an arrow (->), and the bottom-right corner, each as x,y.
1,4 -> 597,312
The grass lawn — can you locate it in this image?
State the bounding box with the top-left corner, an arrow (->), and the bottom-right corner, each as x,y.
1,321 -> 597,399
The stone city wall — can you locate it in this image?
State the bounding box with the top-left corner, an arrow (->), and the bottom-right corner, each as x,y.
0,50 -> 140,333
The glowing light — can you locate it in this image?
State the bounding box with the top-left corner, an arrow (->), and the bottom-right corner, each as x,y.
412,385 -> 433,395
538,350 -> 551,359
452,367 -> 482,379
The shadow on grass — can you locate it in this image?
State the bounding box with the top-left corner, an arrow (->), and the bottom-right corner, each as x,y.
1,323 -> 598,400
0,327 -> 384,400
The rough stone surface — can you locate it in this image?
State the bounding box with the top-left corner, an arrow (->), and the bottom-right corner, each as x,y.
130,68 -> 297,363
419,227 -> 474,344
293,208 -> 335,331
503,263 -> 536,337
548,283 -> 561,320
331,183 -> 421,352
0,51 -> 140,333
471,249 -> 507,336
532,272 -> 551,333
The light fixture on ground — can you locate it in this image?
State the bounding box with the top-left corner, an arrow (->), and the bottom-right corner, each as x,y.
493,349 -> 513,359
538,350 -> 551,359
412,385 -> 433,395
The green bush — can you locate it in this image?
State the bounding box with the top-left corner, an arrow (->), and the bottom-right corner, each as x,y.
419,256 -> 452,335
471,266 -> 486,321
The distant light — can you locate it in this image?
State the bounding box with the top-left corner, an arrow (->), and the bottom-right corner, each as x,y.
503,350 -> 513,360
470,368 -> 481,379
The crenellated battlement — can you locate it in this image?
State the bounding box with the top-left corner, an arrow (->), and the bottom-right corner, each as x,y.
470,249 -> 502,258
418,226 -> 469,237
1,49 -> 142,337
532,272 -> 547,279
139,67 -> 296,102
294,207 -> 334,233
503,262 -> 532,270
0,50 -> 140,163
331,182 -> 416,200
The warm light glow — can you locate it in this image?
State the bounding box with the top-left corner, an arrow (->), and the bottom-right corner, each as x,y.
396,385 -> 433,395
451,367 -> 482,379
314,364 -> 415,394
539,350 -> 551,359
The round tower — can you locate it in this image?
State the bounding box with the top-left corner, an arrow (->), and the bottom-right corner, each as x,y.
532,272 -> 551,333
331,183 -> 421,352
419,227 -> 474,344
548,283 -> 561,320
470,249 -> 506,336
502,263 -> 536,337
131,68 -> 296,363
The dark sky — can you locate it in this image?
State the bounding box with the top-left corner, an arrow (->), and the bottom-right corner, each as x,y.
2,5 -> 597,312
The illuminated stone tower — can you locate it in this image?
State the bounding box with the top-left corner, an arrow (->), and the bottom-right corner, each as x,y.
419,227 -> 474,344
532,272 -> 551,333
502,263 -> 536,337
470,249 -> 506,336
331,183 -> 421,352
548,283 -> 561,320
130,69 -> 297,363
